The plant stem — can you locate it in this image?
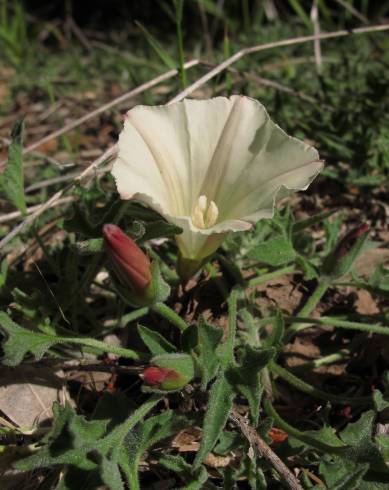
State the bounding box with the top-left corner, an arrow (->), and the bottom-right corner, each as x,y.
120,307 -> 149,327
269,361 -> 371,406
247,265 -> 295,287
64,336 -> 141,360
287,316 -> 389,336
151,302 -> 188,332
284,279 -> 330,342
298,349 -> 350,369
263,399 -> 347,454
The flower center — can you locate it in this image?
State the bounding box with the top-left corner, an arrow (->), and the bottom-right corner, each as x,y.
192,195 -> 219,229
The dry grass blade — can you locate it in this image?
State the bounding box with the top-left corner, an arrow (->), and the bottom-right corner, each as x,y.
0,145 -> 115,249
0,196 -> 75,225
310,0 -> 322,74
169,23 -> 389,103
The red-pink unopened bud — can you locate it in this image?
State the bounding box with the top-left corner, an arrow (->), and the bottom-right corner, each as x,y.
103,224 -> 152,293
142,366 -> 187,391
334,224 -> 369,260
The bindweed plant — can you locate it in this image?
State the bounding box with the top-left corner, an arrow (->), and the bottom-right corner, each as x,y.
0,90 -> 389,490
1,2 -> 389,484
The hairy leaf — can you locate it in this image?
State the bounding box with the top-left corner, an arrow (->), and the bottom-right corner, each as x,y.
247,235 -> 296,266
194,373 -> 234,468
194,317 -> 223,389
228,346 -> 274,425
0,312 -> 140,365
137,324 -> 176,356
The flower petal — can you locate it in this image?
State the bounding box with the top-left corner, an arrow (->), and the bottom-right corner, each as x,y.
112,96 -> 322,261
112,97 -> 241,216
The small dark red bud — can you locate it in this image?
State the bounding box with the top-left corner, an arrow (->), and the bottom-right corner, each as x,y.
141,366 -> 187,391
334,224 -> 369,260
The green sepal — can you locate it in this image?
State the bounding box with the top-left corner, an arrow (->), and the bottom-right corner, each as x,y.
142,353 -> 196,393
114,260 -> 170,308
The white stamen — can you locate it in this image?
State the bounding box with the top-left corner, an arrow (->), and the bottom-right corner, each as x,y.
206,200 -> 218,227
192,195 -> 219,229
198,195 -> 207,213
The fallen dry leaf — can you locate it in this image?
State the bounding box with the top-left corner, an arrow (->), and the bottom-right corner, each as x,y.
171,427 -> 202,452
0,366 -> 65,428
204,452 -> 232,468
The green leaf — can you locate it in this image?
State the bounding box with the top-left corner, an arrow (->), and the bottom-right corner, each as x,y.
213,431 -> 243,455
227,346 -> 274,425
295,255 -> 319,280
339,411 -> 388,473
135,21 -> 176,69
123,410 -> 188,490
320,458 -> 369,490
140,219 -> 182,241
158,454 -> 209,489
137,324 -> 176,356
99,457 -> 125,490
319,411 -> 389,489
373,390 -> 389,412
17,393 -> 163,489
0,312 -> 140,365
0,312 -> 60,365
287,0 -> 312,29
194,317 -> 223,389
194,373 -> 234,468
292,209 -> 337,233
263,310 -> 284,352
247,235 -> 296,267
0,120 -> 26,213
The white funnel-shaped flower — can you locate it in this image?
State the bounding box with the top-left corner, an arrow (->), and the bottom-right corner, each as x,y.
112,96 -> 322,261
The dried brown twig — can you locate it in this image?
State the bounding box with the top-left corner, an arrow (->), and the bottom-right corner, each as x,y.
168,23 -> 389,103
229,409 -> 303,490
0,196 -> 75,225
0,59 -> 200,166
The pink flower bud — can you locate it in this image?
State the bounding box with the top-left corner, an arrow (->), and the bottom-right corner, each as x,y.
103,224 -> 152,294
142,366 -> 187,391
334,224 -> 369,260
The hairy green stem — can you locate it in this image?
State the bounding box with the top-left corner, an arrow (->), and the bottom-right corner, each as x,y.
263,399 -> 347,455
287,316 -> 389,336
269,361 -> 371,406
298,349 -> 350,369
247,265 -> 295,288
120,307 -> 150,327
65,336 -> 141,360
284,279 -> 330,342
151,302 -> 188,332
